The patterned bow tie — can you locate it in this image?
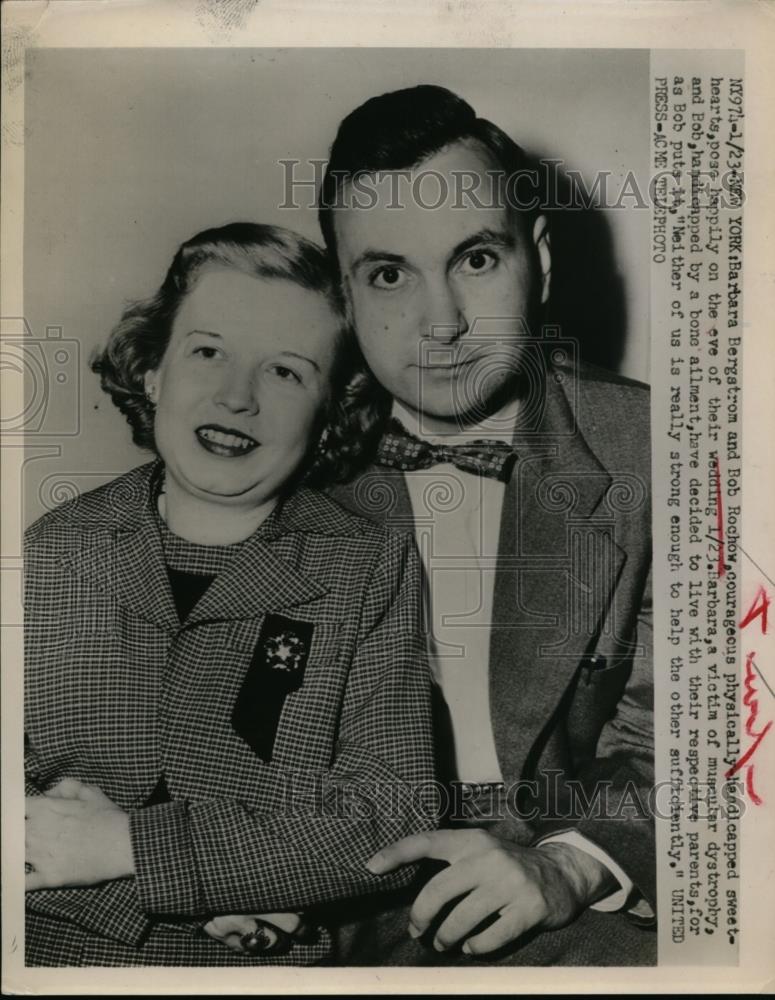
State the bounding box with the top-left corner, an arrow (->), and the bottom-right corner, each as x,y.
376,419 -> 517,482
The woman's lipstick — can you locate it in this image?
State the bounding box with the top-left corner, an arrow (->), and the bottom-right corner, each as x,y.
196,424 -> 259,457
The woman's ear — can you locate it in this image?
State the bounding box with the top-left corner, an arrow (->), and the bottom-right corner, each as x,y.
532,214 -> 552,305
340,276 -> 356,329
143,369 -> 159,405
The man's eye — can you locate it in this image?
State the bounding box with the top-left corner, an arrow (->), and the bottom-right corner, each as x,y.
458,250 -> 498,275
369,266 -> 407,290
269,364 -> 301,384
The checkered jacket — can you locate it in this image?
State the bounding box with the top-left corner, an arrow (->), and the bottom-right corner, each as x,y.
25,462 -> 435,965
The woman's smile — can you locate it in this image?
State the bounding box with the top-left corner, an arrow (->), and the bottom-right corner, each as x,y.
196,423 -> 260,457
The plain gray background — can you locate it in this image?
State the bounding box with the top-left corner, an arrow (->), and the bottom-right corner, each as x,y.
22,47 -> 650,524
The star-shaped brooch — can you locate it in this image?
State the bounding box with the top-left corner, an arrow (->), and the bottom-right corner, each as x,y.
265,630 -> 306,672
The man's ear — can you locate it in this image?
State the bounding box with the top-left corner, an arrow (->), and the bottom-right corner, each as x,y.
532,214 -> 552,305
143,369 -> 159,404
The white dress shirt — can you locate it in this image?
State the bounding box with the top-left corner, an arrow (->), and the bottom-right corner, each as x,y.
392,399 -> 633,911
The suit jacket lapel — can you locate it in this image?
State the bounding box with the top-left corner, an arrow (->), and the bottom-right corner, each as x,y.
489,371 -> 626,785
333,389 -> 625,786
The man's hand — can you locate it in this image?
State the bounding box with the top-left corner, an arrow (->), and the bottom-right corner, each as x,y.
203,912 -> 304,955
366,829 -> 616,956
26,779 -> 134,890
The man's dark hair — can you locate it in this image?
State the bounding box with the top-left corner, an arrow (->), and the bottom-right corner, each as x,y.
318,84 -> 539,263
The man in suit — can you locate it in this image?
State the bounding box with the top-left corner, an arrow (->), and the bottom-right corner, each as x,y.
320,85 -> 656,965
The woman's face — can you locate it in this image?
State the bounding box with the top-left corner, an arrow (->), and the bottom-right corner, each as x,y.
145,267 -> 339,510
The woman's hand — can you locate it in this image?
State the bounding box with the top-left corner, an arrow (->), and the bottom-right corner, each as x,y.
203,912 -> 304,955
26,779 -> 134,890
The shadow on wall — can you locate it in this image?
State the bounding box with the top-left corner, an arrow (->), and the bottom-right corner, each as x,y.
538,160 -> 629,376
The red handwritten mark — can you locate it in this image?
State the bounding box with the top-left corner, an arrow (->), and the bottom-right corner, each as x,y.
713,455 -> 725,578
725,652 -> 772,805
739,585 -> 770,634
745,765 -> 762,804
727,588 -> 774,803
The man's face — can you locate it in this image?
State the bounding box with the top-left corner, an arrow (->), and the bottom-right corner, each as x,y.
333,140 -> 551,432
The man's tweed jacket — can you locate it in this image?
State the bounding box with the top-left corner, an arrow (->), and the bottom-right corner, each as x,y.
24,465 -> 434,966
331,359 -> 655,936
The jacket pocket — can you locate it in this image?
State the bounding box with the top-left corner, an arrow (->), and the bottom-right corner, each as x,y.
565,655 -> 632,765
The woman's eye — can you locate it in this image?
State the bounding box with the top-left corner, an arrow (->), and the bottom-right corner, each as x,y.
458,250 -> 498,275
269,364 -> 302,384
369,266 -> 407,290
192,345 -> 220,360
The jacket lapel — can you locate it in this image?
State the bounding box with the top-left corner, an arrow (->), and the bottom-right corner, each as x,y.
329,464 -> 415,534
184,539 -> 328,624
58,469 -> 179,631
489,371 -> 626,785
60,477 -> 341,629
183,488 -> 356,624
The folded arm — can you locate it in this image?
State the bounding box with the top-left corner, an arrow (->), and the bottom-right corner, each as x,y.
27,531 -> 436,917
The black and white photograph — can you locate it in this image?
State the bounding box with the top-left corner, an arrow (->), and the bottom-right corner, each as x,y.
2,0 -> 773,993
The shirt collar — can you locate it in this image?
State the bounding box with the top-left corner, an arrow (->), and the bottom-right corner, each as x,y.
391,397 -> 520,446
